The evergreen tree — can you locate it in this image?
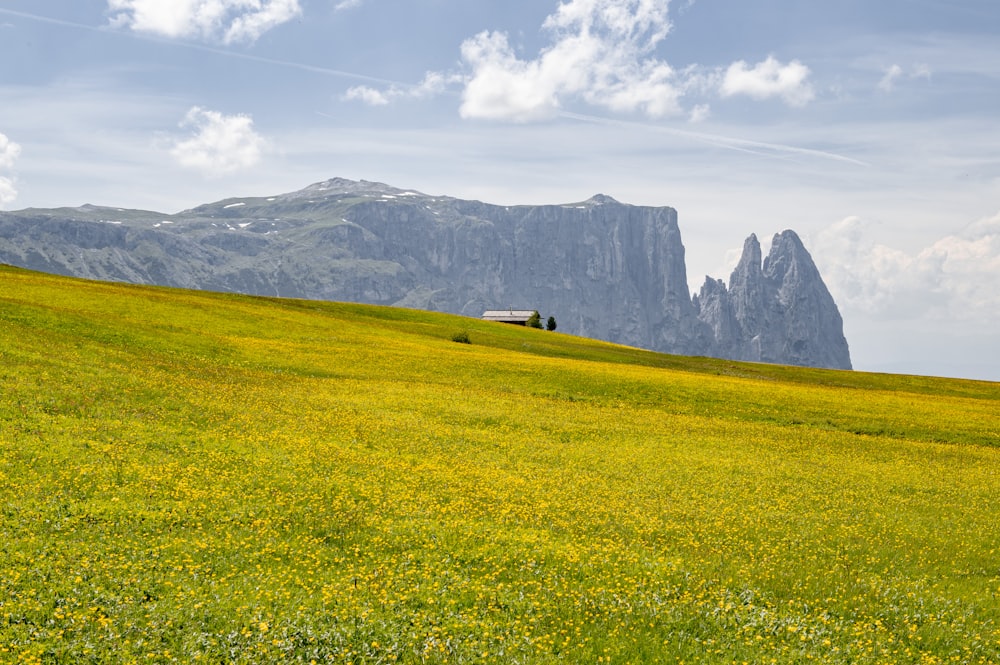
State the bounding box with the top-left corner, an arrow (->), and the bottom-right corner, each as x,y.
546,316 -> 557,331
526,311 -> 543,329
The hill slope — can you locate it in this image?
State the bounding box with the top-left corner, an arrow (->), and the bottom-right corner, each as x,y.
0,178 -> 852,369
1,265 -> 997,663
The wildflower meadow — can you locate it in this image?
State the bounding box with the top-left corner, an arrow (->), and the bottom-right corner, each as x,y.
1,265 -> 998,663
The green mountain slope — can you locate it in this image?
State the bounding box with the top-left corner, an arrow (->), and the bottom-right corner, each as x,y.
1,265 -> 998,664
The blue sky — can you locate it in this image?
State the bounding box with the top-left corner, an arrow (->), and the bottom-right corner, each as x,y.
1,0 -> 998,380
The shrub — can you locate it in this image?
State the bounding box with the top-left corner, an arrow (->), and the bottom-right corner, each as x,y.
451,331 -> 471,344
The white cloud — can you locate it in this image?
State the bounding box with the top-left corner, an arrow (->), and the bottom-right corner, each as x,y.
0,132 -> 20,206
169,107 -> 265,176
107,0 -> 302,44
344,86 -> 390,106
878,64 -> 903,92
877,63 -> 932,92
350,1 -> 817,121
456,31 -> 563,122
0,132 -> 20,170
344,72 -> 459,107
0,177 -> 16,205
457,0 -> 684,122
334,0 -> 363,10
721,56 -> 814,107
815,213 -> 1000,325
688,103 -> 710,123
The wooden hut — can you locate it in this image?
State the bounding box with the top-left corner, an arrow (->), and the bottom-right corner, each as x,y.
481,309 -> 536,326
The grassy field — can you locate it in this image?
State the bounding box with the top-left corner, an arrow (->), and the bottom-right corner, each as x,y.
1,264 -> 998,664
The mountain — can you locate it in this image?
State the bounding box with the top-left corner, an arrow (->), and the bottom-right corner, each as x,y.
0,177 -> 851,369
694,232 -> 852,370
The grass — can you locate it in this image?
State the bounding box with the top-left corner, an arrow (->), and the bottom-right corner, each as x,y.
1,264 -> 999,664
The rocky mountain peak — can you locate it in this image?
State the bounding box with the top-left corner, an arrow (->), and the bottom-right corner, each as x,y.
763,230 -> 816,285
697,228 -> 851,369
585,194 -> 620,205
731,233 -> 763,282
293,178 -> 413,200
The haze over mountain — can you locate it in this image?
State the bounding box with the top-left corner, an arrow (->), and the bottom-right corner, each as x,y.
0,178 -> 851,369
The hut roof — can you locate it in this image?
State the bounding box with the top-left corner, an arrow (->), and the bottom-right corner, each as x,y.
482,310 -> 536,323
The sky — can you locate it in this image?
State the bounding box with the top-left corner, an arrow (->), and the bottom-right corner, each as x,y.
1,0 -> 998,381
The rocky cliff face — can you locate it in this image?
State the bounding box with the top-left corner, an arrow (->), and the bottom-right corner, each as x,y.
694,232 -> 851,369
0,178 -> 851,369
